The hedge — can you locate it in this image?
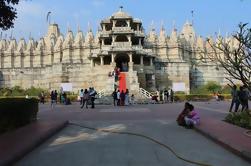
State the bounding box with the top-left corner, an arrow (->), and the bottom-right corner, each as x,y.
225,111 -> 251,129
174,94 -> 233,102
0,98 -> 39,134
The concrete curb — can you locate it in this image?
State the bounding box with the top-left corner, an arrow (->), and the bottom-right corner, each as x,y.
0,120 -> 69,166
194,126 -> 251,163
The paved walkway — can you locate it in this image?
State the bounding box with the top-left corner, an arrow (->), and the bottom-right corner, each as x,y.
195,117 -> 251,162
0,120 -> 68,166
13,101 -> 251,166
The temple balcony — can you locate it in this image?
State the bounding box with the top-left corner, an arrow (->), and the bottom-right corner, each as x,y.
112,42 -> 132,48
134,31 -> 145,37
112,27 -> 133,33
100,30 -> 112,37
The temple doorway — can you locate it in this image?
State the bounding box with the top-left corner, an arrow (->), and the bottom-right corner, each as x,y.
115,53 -> 129,72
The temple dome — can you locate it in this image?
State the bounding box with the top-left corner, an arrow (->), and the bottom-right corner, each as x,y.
111,7 -> 131,19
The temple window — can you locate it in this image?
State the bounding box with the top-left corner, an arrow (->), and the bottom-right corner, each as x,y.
104,38 -> 112,45
143,57 -> 150,66
115,20 -> 127,27
104,56 -> 111,65
115,35 -> 129,42
132,54 -> 140,64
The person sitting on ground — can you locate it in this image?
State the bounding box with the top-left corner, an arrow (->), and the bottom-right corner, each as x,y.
184,104 -> 200,128
176,102 -> 190,126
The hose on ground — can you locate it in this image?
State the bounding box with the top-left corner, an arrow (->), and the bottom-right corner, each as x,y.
68,122 -> 212,166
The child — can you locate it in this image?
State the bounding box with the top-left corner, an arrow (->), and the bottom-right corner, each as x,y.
176,102 -> 190,126
184,104 -> 200,128
130,94 -> 135,105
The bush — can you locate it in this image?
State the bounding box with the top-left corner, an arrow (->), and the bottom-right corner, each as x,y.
191,81 -> 227,94
225,111 -> 251,129
67,95 -> 78,102
0,98 -> 39,134
174,94 -> 213,102
0,86 -> 48,97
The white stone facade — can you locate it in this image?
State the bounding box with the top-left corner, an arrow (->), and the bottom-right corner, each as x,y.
0,9 -> 233,94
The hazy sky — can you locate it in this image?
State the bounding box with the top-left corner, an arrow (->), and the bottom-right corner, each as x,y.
1,0 -> 251,40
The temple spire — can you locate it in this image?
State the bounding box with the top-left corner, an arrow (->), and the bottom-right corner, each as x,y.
119,6 -> 123,11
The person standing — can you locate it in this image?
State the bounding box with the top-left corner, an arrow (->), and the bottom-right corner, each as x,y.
112,89 -> 117,106
89,87 -> 97,109
130,94 -> 135,105
239,86 -> 249,111
243,85 -> 250,110
50,90 -> 55,109
117,90 -> 120,106
54,90 -> 58,104
120,90 -> 125,106
125,89 -> 129,106
79,89 -> 84,106
81,89 -> 89,109
164,89 -> 169,103
170,89 -> 174,103
229,85 -> 238,112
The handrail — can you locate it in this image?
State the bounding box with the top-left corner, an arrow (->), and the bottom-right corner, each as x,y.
139,88 -> 153,99
97,89 -> 105,98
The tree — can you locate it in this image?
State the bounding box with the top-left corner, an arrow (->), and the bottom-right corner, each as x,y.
0,0 -> 20,30
202,23 -> 251,92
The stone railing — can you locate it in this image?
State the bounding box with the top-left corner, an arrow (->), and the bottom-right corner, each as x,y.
112,42 -> 132,48
139,88 -> 152,99
97,89 -> 105,98
112,27 -> 132,32
101,46 -> 111,51
134,31 -> 145,36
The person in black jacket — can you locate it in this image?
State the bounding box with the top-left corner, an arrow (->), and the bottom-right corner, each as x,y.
112,89 -> 117,106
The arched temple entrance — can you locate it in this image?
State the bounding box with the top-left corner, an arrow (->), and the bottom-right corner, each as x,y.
115,53 -> 129,72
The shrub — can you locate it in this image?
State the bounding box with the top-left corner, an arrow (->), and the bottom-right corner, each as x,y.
67,95 -> 78,102
174,94 -> 213,102
225,111 -> 251,129
174,95 -> 186,102
0,86 -> 48,97
0,98 -> 39,134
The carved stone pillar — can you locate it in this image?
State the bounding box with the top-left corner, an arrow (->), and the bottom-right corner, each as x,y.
112,36 -> 116,43
128,52 -> 133,71
139,38 -> 142,46
137,24 -> 139,31
150,57 -> 153,66
140,55 -> 143,65
110,53 -> 116,67
111,53 -> 115,63
127,20 -> 130,27
90,58 -> 94,67
101,39 -> 104,46
127,35 -> 131,43
112,20 -> 116,28
100,56 -> 104,65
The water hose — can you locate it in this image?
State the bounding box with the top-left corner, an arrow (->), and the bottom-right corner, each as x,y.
69,122 -> 212,166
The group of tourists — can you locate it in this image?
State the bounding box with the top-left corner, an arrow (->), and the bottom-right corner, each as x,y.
229,85 -> 250,112
177,102 -> 200,128
163,88 -> 174,103
49,90 -> 71,108
50,90 -> 58,108
79,87 -> 97,109
112,89 -> 133,106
